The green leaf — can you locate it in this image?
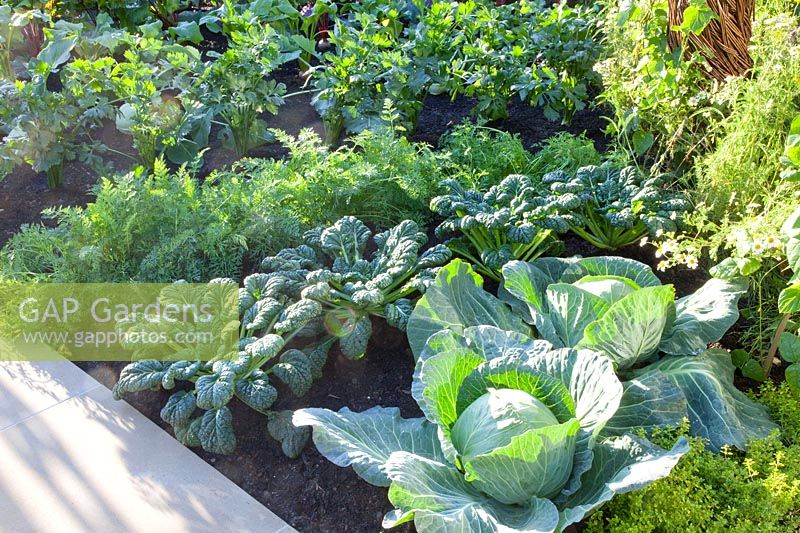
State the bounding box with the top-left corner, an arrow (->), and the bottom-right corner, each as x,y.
677,0 -> 718,35
274,299 -> 323,333
273,349 -> 314,396
779,282 -> 800,314
561,257 -> 662,288
786,364 -> 800,394
339,316 -> 372,360
602,372 -> 687,436
741,359 -> 766,382
268,410 -> 310,458
293,406 -> 446,487
384,452 -> 560,532
412,348 -> 485,431
174,416 -> 202,447
306,339 -> 334,379
195,372 -> 235,410
169,21 -> 204,44
572,276 -> 641,305
637,350 -> 779,451
779,332 -> 800,363
385,299 -> 414,330
160,391 -> 197,428
522,346 -> 623,439
460,326 -> 542,361
464,418 -> 581,504
545,284 -> 610,347
500,260 -> 554,323
246,334 -> 285,360
198,407 -> 236,455
113,361 -> 168,399
161,361 -> 202,389
660,278 -> 747,355
709,257 -> 739,279
408,259 -> 529,359
632,130 -> 654,156
736,257 -> 762,276
235,376 -> 278,413
730,348 -> 750,367
319,216 -> 371,260
559,435 -> 689,530
454,356 -> 577,425
36,36 -> 77,70
580,285 -> 675,369
782,207 -> 800,276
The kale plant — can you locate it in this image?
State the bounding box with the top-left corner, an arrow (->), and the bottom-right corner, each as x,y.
542,164 -> 690,250
296,325 -> 688,532
261,216 -> 452,357
407,258 -> 779,452
430,175 -> 570,281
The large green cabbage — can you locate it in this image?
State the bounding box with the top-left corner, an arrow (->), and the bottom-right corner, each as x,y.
408,258 -> 778,451
295,327 -> 688,532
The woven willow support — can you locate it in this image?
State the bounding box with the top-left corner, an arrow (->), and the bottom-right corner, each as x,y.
667,0 -> 755,80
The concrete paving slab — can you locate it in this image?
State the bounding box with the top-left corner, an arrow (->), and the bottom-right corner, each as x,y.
0,359 -> 101,431
0,363 -> 295,533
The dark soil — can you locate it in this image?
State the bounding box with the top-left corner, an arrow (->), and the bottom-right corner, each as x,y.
79,318 -> 418,533
411,93 -> 610,153
0,120 -> 134,245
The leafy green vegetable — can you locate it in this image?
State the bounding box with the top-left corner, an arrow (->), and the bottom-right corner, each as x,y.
407,259 -> 529,358
409,257 -> 777,451
296,328 -> 687,532
108,25 -> 208,167
0,162 -> 302,283
112,216 -> 449,456
542,164 -> 690,249
188,22 -> 291,157
780,114 -> 800,181
112,275 -> 329,456
430,176 -> 570,281
261,216 -> 451,358
0,50 -> 110,186
312,11 -> 428,144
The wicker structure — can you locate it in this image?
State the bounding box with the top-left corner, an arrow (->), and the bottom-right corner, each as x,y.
667,0 -> 755,80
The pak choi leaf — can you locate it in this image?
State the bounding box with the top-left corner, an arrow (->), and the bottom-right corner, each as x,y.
198,407 -> 236,455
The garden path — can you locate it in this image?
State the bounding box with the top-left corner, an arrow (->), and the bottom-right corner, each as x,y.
0,349 -> 296,533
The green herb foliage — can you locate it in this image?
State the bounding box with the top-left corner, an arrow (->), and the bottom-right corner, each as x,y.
439,124 -> 534,190
189,23 -> 291,157
586,384 -> 800,533
0,160 -> 301,282
228,129 -> 443,227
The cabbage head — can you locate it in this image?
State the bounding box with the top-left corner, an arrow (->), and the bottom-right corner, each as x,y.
294,326 -> 688,532
408,258 -> 779,452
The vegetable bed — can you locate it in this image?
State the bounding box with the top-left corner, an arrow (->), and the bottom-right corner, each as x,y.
0,59 -> 612,533
2,0 -> 800,531
77,235 -> 708,533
